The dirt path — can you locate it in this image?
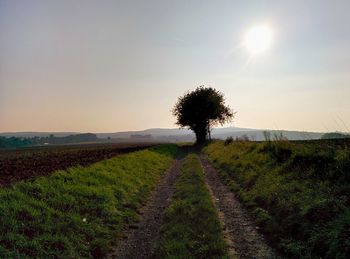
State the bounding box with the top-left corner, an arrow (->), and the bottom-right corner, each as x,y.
109,158 -> 183,259
200,156 -> 277,259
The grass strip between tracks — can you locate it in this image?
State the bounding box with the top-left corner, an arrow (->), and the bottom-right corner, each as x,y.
158,154 -> 229,259
0,145 -> 177,258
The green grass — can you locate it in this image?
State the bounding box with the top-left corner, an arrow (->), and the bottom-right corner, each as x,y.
204,140 -> 350,258
158,154 -> 229,259
0,144 -> 177,258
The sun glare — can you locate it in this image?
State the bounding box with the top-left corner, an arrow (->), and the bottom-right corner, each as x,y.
244,24 -> 273,55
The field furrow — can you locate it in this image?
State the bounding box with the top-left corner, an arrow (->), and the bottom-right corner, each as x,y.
0,143 -> 155,186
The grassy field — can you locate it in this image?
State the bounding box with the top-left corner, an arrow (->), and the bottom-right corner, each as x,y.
204,140 -> 350,258
0,145 -> 177,258
0,143 -> 155,186
158,154 -> 229,259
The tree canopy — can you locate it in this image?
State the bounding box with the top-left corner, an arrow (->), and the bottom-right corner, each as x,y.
173,86 -> 234,144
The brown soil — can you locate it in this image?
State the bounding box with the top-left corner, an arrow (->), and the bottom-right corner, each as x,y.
109,158 -> 183,259
200,155 -> 278,259
0,143 -> 155,186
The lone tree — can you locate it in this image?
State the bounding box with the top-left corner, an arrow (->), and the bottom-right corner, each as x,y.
173,86 -> 234,144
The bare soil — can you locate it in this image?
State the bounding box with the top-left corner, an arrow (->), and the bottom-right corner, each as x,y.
0,143 -> 155,186
200,155 -> 278,259
109,158 -> 183,259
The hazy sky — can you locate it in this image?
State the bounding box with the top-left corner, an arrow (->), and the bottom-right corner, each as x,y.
1,0 -> 349,133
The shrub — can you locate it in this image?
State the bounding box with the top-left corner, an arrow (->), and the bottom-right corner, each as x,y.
261,142 -> 292,162
224,137 -> 234,145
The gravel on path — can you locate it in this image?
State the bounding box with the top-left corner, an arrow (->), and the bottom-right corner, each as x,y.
200,155 -> 278,259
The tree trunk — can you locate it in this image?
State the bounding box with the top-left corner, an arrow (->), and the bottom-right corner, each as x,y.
194,124 -> 208,144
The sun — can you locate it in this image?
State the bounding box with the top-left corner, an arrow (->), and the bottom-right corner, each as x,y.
244,24 -> 273,55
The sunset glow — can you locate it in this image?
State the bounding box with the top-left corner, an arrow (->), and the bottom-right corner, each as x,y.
0,1 -> 349,133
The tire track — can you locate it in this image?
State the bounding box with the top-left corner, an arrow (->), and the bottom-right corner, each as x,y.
200,155 -> 278,259
109,158 -> 183,259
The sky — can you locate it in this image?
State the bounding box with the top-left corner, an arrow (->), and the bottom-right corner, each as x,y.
1,0 -> 349,133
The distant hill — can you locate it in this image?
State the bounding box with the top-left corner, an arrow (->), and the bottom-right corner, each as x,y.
96,127 -> 324,141
96,127 -> 261,139
211,129 -> 324,141
0,132 -> 77,138
1,127 -> 327,142
0,133 -> 98,148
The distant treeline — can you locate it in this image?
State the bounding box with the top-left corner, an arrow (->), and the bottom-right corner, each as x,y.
321,132 -> 350,139
0,133 -> 98,148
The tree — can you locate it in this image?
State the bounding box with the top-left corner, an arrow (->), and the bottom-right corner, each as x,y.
173,86 -> 234,144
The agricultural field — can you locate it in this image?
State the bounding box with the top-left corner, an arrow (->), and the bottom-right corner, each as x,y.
1,139 -> 349,258
0,143 -> 156,186
0,145 -> 178,258
204,139 -> 350,258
